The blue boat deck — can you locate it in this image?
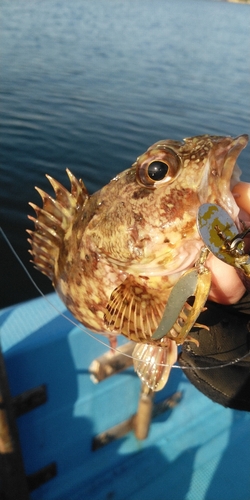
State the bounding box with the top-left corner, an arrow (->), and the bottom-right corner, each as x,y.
1,293 -> 249,500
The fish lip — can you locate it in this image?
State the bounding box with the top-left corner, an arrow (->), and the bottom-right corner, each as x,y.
221,134 -> 249,183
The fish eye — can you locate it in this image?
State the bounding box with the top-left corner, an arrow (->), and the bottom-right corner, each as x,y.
136,147 -> 181,188
148,161 -> 169,181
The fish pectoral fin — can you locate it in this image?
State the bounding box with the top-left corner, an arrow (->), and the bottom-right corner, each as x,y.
104,275 -> 165,343
133,341 -> 178,391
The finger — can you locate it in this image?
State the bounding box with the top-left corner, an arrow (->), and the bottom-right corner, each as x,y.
232,182 -> 250,215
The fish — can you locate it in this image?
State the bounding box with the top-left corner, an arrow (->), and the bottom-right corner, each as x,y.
27,134 -> 248,390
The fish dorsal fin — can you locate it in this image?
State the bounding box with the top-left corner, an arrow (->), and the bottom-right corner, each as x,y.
104,275 -> 165,343
27,169 -> 88,280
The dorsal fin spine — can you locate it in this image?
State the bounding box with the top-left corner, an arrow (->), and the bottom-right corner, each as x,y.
27,170 -> 88,280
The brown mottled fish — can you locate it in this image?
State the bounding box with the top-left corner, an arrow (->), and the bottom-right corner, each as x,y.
28,134 -> 248,390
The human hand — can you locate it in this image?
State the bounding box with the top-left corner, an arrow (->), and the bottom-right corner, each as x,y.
206,182 -> 250,304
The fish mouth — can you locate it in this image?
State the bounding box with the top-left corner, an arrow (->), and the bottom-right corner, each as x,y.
207,134 -> 249,220
221,134 -> 249,185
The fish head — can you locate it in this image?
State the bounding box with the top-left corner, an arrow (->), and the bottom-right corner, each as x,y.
88,134 -> 248,277
136,133 -> 248,218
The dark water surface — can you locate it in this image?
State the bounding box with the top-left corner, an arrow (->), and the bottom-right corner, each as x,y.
1,0 -> 250,307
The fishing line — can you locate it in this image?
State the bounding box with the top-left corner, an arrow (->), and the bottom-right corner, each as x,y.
1,226 -> 249,371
